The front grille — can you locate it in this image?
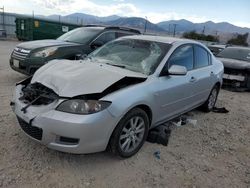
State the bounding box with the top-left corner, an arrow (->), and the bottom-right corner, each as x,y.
224,68 -> 245,75
12,47 -> 30,60
17,116 -> 43,140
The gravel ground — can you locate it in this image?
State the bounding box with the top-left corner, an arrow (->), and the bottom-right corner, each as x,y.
0,40 -> 250,188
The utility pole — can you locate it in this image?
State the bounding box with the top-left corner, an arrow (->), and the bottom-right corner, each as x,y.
173,24 -> 177,37
168,24 -> 171,35
32,10 -> 34,19
202,26 -> 205,34
144,16 -> 147,34
0,6 -> 4,30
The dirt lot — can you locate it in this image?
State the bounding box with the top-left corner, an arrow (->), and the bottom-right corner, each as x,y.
0,40 -> 249,188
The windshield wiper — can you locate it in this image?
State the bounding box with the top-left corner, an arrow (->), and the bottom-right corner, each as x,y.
106,63 -> 126,68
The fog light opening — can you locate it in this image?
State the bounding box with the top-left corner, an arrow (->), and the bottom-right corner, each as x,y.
57,136 -> 79,145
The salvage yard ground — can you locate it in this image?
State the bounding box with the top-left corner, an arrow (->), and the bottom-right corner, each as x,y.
0,40 -> 250,188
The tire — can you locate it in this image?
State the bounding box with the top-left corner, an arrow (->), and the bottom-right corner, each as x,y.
109,108 -> 149,158
200,85 -> 219,112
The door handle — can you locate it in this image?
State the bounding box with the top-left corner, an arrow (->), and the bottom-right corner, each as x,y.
189,76 -> 197,83
210,71 -> 215,76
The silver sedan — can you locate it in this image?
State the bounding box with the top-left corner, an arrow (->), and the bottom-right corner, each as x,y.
11,35 -> 223,158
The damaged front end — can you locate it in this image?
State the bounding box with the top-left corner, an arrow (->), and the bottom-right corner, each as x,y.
13,77 -> 59,113
11,75 -> 147,150
223,68 -> 250,91
12,75 -> 147,114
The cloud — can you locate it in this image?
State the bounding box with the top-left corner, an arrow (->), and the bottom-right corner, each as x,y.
8,0 -> 249,27
33,0 -> 140,17
233,22 -> 250,29
146,12 -> 209,24
32,0 -> 210,24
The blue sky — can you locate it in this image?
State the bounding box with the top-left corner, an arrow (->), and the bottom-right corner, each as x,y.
2,0 -> 250,27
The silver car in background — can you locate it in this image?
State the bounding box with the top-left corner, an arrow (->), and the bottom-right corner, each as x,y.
11,35 -> 223,158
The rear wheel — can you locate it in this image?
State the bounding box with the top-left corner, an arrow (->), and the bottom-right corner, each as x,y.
201,85 -> 219,112
109,108 -> 149,158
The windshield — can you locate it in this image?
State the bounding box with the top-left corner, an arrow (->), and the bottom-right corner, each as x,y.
57,27 -> 102,44
217,47 -> 250,62
89,38 -> 171,75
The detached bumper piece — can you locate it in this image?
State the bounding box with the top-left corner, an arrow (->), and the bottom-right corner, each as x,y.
147,125 -> 171,146
17,116 -> 43,141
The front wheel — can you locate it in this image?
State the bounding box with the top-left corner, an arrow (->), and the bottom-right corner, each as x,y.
201,85 -> 219,112
109,108 -> 149,158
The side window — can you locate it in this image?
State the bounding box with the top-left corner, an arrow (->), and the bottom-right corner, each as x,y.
116,32 -> 132,38
95,32 -> 116,44
194,45 -> 210,68
168,45 -> 194,71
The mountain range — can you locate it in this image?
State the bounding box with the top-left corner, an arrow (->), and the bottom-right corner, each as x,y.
40,12 -> 250,42
158,19 -> 250,35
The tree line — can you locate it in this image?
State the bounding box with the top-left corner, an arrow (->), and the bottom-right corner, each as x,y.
182,31 -> 249,46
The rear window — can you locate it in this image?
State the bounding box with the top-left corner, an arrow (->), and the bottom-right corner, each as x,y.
57,27 -> 101,44
116,32 -> 133,38
217,48 -> 250,62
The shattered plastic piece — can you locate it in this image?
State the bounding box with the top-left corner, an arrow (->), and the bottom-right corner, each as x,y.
153,151 -> 161,159
172,120 -> 182,127
186,118 -> 197,126
212,107 -> 229,113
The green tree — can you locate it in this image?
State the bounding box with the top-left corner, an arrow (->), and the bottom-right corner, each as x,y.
183,31 -> 219,42
227,33 -> 249,46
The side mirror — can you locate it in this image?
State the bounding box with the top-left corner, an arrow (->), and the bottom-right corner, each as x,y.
168,65 -> 187,75
91,41 -> 104,49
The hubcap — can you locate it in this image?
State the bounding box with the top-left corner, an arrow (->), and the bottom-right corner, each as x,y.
208,88 -> 217,109
119,116 -> 145,153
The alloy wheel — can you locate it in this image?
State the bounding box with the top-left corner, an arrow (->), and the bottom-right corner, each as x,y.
119,116 -> 145,153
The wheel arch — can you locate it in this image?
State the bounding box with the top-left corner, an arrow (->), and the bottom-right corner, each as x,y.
106,104 -> 153,151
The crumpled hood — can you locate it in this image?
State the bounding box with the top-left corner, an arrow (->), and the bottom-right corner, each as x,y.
31,59 -> 147,97
17,39 -> 79,50
217,57 -> 250,70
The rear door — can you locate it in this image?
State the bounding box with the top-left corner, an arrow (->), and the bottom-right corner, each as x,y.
189,45 -> 215,106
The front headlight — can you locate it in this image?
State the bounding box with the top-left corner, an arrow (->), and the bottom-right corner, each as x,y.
32,47 -> 58,57
56,99 -> 111,114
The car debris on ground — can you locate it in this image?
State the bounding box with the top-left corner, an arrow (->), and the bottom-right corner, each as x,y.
147,105 -> 229,146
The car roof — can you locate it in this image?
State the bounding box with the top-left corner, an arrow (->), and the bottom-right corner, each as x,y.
226,46 -> 250,50
83,25 -> 140,34
121,34 -> 199,45
208,44 -> 227,48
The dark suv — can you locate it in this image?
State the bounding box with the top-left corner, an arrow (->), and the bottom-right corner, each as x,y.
10,26 -> 140,75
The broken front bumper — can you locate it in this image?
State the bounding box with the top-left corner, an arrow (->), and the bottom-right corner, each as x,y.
223,69 -> 250,90
223,73 -> 245,82
12,85 -> 119,154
